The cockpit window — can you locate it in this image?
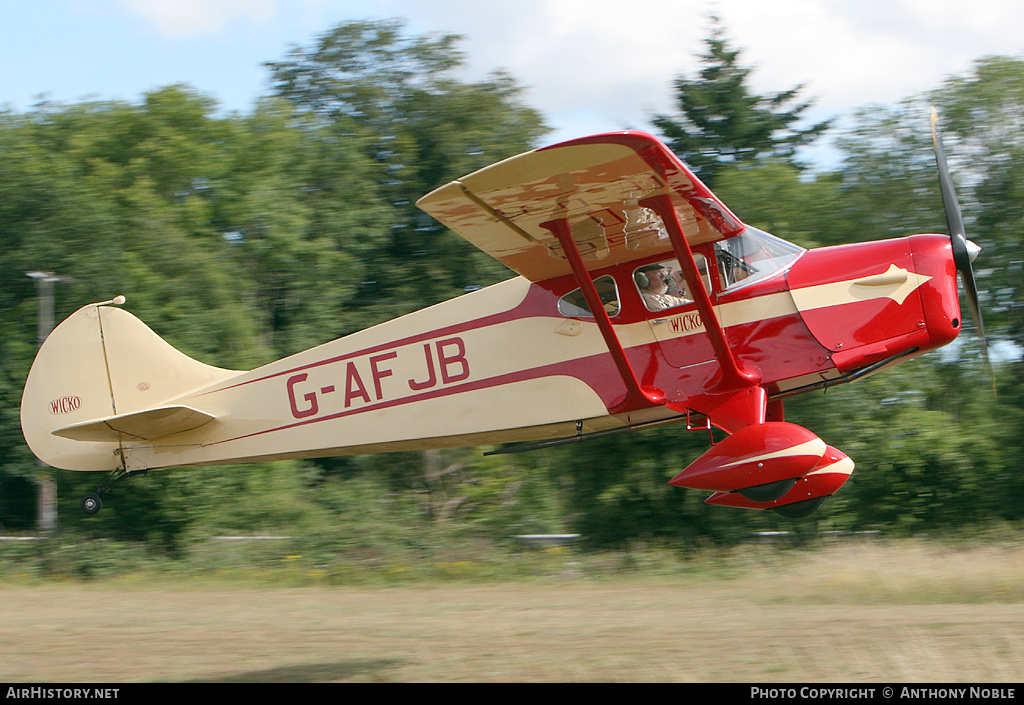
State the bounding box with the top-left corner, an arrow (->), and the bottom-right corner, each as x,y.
634,255 -> 710,312
714,227 -> 804,291
558,275 -> 620,318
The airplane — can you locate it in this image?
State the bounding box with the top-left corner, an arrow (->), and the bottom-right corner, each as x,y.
20,111 -> 986,519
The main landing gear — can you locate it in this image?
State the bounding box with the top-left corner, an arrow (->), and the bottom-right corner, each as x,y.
80,467 -> 147,515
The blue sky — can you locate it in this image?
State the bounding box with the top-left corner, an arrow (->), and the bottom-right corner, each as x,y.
4,0 -> 1023,153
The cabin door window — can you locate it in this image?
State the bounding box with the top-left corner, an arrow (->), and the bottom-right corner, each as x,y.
634,256 -> 716,369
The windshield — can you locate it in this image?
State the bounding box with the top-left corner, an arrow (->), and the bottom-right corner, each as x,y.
714,227 -> 804,291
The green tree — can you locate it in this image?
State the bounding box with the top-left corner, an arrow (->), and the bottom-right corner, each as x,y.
784,361 -> 1011,533
261,19 -> 556,528
213,98 -> 391,356
2,21 -> 549,542
266,18 -> 548,328
769,57 -> 1024,532
713,161 -> 850,249
0,87 -> 388,544
932,56 -> 1024,348
653,16 -> 830,188
929,56 -> 1024,517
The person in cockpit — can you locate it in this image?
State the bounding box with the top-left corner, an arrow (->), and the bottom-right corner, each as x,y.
636,263 -> 690,311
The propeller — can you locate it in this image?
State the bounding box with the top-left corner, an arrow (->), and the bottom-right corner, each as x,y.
930,108 -> 991,374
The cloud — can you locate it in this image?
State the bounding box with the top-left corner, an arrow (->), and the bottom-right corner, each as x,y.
117,0 -> 277,37
103,0 -> 1023,142
397,0 -> 708,139
719,0 -> 1024,111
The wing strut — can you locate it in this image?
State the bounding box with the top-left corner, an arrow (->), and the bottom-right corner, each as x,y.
541,217 -> 665,414
640,192 -> 761,393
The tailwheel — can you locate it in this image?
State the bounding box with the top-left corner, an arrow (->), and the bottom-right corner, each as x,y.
79,467 -> 147,515
80,493 -> 102,515
773,496 -> 827,519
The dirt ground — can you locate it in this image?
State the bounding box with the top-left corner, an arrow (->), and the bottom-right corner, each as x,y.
2,579 -> 1022,682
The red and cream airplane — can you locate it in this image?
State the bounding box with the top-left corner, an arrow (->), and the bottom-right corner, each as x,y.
21,114 -> 985,518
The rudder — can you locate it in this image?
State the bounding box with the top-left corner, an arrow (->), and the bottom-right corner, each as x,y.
21,299 -> 241,471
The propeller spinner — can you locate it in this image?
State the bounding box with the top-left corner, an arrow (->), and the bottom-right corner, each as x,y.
931,108 -> 990,370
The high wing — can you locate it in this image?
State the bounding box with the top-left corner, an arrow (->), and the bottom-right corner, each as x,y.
416,131 -> 745,282
420,130 -> 759,416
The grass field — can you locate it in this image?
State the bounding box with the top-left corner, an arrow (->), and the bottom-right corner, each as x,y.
3,539 -> 1023,682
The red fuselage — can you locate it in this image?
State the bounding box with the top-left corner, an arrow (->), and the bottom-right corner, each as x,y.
533,233 -> 960,413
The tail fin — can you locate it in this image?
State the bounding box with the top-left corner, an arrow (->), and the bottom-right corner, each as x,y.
21,299 -> 242,471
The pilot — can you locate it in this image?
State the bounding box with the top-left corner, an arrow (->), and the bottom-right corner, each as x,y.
637,264 -> 690,311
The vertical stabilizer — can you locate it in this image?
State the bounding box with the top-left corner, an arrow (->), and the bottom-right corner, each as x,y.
20,301 -> 242,471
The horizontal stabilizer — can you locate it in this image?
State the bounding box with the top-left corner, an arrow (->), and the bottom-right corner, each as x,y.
52,405 -> 218,442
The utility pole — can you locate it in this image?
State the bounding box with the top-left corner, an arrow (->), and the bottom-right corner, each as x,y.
26,271 -> 71,535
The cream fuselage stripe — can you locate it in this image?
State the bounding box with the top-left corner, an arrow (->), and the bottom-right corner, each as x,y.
208,356 -> 602,446
651,264 -> 932,340
791,266 -> 932,310
198,262 -> 925,398
200,298 -> 787,446
719,438 -> 827,468
806,456 -> 855,477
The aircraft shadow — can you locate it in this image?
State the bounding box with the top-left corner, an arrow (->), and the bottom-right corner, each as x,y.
184,658 -> 404,683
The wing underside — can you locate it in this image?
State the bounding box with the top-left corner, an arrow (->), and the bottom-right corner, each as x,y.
416,131 -> 745,282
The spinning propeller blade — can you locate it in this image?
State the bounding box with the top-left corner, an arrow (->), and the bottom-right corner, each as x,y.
931,108 -> 991,374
